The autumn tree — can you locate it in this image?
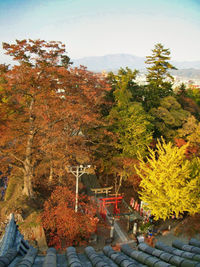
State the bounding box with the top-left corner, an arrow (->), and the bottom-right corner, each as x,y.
136,138 -> 200,220
0,64 -> 9,126
0,39 -> 110,198
0,40 -> 74,197
187,85 -> 200,107
177,116 -> 200,156
41,186 -> 98,249
176,84 -> 200,120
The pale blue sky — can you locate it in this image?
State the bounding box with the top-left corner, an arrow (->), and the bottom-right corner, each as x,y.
0,0 -> 200,64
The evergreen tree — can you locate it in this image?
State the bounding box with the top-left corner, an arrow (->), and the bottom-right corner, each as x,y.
109,102 -> 153,158
96,69 -> 152,193
108,68 -> 153,158
150,96 -> 190,140
145,43 -> 177,87
107,67 -> 145,105
143,43 -> 177,110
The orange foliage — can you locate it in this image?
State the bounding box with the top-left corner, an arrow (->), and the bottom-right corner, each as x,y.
174,138 -> 198,158
41,186 -> 98,249
0,39 -> 111,197
174,138 -> 187,147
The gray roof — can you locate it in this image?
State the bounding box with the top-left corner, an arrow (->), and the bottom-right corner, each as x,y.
1,215 -> 200,266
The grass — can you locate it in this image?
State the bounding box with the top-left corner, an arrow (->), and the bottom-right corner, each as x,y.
0,174 -> 43,230
18,211 -> 41,230
4,175 -> 23,201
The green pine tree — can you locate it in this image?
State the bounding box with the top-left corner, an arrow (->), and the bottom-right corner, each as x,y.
145,43 -> 177,87
143,43 -> 177,111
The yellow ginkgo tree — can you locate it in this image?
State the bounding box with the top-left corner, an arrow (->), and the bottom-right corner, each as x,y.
136,138 -> 200,220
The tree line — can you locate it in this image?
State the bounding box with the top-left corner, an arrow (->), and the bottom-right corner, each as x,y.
97,43 -> 200,220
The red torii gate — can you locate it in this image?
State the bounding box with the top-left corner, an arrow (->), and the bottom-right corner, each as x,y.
99,195 -> 123,220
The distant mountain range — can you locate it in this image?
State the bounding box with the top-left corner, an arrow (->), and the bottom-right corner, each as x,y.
73,54 -> 146,72
72,54 -> 200,78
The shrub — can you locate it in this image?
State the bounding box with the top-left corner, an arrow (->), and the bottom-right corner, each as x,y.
41,186 -> 98,249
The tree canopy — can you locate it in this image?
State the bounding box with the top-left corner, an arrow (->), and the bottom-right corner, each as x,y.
136,138 -> 200,220
0,39 -> 110,198
145,43 -> 177,87
1,39 -> 200,245
150,96 -> 190,140
143,43 -> 177,111
41,186 -> 98,249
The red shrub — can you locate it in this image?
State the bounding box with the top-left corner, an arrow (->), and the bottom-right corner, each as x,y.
41,186 -> 98,249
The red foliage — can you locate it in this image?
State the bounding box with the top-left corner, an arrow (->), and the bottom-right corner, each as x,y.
0,39 -> 111,197
177,95 -> 200,118
41,186 -> 98,249
174,138 -> 187,148
174,138 -> 198,158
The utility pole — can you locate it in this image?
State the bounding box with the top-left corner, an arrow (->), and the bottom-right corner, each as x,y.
67,165 -> 91,212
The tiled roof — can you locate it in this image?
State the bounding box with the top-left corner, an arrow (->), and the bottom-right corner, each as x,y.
0,214 -> 200,266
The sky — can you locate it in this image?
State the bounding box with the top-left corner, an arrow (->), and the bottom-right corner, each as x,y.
0,0 -> 200,64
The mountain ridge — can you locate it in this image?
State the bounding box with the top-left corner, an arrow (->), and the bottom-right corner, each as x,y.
72,53 -> 200,75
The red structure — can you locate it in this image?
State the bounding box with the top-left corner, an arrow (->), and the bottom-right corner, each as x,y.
99,196 -> 123,220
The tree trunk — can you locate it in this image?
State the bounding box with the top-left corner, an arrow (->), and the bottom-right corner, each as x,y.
23,99 -> 35,198
23,163 -> 34,198
48,160 -> 53,184
114,174 -> 123,196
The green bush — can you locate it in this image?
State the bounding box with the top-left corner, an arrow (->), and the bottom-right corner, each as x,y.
139,222 -> 153,233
